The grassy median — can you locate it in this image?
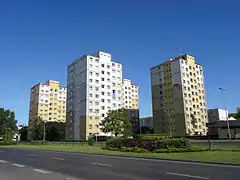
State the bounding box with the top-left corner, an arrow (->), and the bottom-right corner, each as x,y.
2,143 -> 240,165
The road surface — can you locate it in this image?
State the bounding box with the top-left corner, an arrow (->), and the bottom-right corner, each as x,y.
0,147 -> 240,180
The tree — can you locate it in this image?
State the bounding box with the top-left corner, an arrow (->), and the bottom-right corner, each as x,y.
28,117 -> 44,141
190,114 -> 197,135
100,108 -> 132,137
0,108 -> 18,140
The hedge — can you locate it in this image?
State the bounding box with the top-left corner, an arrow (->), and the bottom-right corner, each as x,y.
106,138 -> 190,152
102,146 -> 148,153
152,146 -> 208,153
102,146 -> 207,153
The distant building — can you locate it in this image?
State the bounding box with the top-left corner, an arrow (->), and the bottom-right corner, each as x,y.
140,116 -> 153,129
125,109 -> 140,135
29,80 -> 67,123
207,108 -> 229,123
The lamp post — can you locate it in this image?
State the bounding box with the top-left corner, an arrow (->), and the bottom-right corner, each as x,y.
43,120 -> 47,141
219,88 -> 231,141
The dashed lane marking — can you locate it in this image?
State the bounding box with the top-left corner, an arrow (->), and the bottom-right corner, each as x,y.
92,162 -> 112,167
33,169 -> 52,174
52,157 -> 64,161
0,160 -> 7,163
28,154 -> 37,157
12,164 -> 25,168
166,172 -> 209,179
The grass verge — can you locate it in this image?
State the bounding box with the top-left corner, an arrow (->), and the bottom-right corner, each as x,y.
2,144 -> 240,165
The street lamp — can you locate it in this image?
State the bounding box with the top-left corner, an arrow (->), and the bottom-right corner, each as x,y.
43,120 -> 47,141
218,88 -> 231,141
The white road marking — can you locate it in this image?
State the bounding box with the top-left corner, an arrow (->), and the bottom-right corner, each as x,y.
0,160 -> 7,163
33,169 -> 52,174
0,150 -> 4,152
28,154 -> 36,157
92,162 -> 112,167
12,164 -> 25,168
166,172 -> 209,179
52,157 -> 64,161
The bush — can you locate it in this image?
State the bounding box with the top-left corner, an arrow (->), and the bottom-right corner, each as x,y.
152,146 -> 208,153
101,146 -> 148,153
88,136 -> 95,146
155,138 -> 189,149
106,138 -> 122,149
136,134 -> 168,140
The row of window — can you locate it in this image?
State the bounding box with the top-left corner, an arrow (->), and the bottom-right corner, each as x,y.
89,124 -> 99,129
89,71 -> 121,79
89,58 -> 121,68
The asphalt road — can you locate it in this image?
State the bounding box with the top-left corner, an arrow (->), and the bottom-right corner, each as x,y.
0,148 -> 240,180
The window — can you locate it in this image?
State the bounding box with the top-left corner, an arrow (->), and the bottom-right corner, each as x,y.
95,101 -> 99,105
101,64 -> 104,68
107,65 -> 110,69
95,109 -> 99,113
95,116 -> 99,120
101,99 -> 105,102
95,94 -> 99,98
107,72 -> 110,75
101,92 -> 104,95
89,86 -> 92,90
101,106 -> 105,110
107,92 -> 111,96
90,93 -> 93,97
101,84 -> 105,88
89,79 -> 93,83
101,78 -> 105,81
89,125 -> 92,129
96,80 -> 99,84
107,85 -> 110,89
107,78 -> 110,82
107,99 -> 111,103
102,114 -> 105,117
96,73 -> 99,76
95,87 -> 99,91
95,59 -> 99,63
112,63 -> 115,67
101,71 -> 104,74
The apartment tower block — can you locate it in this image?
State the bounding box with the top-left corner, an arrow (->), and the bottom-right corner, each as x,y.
150,54 -> 208,136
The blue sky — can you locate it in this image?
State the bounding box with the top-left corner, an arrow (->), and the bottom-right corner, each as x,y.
1,0 -> 239,125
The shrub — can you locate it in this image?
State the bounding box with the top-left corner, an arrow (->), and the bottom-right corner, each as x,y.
155,138 -> 189,149
121,138 -> 138,147
88,136 -> 95,146
152,146 -> 208,153
106,138 -> 122,149
101,146 -> 148,153
137,134 -> 168,141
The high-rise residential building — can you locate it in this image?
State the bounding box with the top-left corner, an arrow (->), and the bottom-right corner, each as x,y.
66,51 -> 139,140
122,78 -> 139,109
150,54 -> 208,136
29,80 -> 67,123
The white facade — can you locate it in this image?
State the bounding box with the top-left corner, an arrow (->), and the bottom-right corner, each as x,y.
66,51 -> 138,140
122,79 -> 139,109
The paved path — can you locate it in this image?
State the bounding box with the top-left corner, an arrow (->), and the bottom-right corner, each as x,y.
0,147 -> 240,180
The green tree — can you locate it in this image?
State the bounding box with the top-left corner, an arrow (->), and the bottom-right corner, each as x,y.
28,117 -> 44,141
0,108 -> 18,140
100,108 -> 132,137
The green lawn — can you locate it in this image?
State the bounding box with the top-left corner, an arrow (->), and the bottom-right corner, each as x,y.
2,144 -> 240,165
